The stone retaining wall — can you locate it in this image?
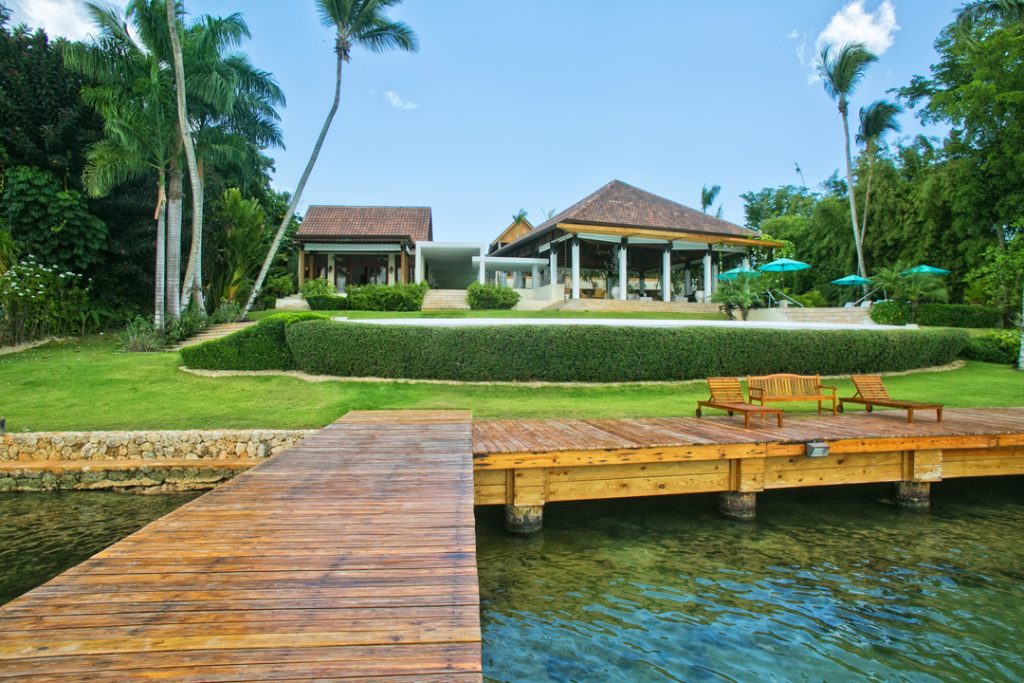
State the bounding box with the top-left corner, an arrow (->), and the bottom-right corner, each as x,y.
1,430 -> 313,463
0,464 -> 254,493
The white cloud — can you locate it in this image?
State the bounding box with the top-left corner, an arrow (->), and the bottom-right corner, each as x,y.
382,90 -> 420,111
816,0 -> 900,56
7,0 -> 128,42
787,29 -> 800,40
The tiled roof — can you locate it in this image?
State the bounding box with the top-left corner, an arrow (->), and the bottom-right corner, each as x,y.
296,206 -> 432,243
532,180 -> 756,238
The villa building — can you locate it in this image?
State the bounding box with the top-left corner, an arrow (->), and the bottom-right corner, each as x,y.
293,180 -> 778,303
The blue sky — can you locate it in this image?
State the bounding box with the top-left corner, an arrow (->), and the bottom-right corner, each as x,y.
12,1 -> 963,240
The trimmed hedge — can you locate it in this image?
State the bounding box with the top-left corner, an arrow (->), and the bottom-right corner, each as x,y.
961,330 -> 1021,365
869,301 -> 909,326
916,303 -> 1002,328
307,295 -> 349,311
180,312 -> 324,370
467,282 -> 520,310
283,321 -> 968,382
305,284 -> 429,311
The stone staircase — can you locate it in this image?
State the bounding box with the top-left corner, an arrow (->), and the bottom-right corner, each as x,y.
546,299 -> 723,314
275,294 -> 311,311
422,289 -> 470,310
166,321 -> 255,351
777,306 -> 873,324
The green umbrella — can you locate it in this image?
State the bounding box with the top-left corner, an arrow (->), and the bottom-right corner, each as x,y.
718,265 -> 760,281
831,274 -> 871,286
901,264 -> 950,276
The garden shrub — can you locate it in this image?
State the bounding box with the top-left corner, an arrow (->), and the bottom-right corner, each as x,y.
869,301 -> 909,326
915,303 -> 1002,328
346,283 -> 428,311
181,312 -> 324,370
300,278 -> 334,298
0,255 -> 89,345
119,316 -> 163,352
208,300 -> 243,324
790,290 -> 829,308
961,329 -> 1021,365
306,294 -> 349,311
283,321 -> 968,382
164,305 -> 208,344
467,282 -> 520,310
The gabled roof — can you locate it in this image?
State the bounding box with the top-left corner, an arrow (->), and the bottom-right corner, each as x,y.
490,217 -> 535,248
296,206 -> 433,243
532,180 -> 755,238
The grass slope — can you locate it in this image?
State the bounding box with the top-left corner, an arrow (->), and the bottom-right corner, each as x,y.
0,337 -> 1019,431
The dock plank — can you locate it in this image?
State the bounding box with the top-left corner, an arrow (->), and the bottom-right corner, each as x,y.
0,410 -> 481,681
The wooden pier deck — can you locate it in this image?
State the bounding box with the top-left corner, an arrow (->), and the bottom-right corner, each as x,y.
473,408 -> 1024,520
0,410 -> 482,682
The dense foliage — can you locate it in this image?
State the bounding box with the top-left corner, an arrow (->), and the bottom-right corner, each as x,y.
306,283 -> 427,311
467,282 -> 520,310
915,303 -> 1002,328
250,322 -> 973,382
179,312 -> 323,370
961,330 -> 1022,365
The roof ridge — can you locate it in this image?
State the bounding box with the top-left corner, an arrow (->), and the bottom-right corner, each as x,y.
305,205 -> 431,210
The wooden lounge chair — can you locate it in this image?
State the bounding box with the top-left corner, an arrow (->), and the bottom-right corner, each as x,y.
696,377 -> 784,428
747,373 -> 838,415
839,375 -> 943,423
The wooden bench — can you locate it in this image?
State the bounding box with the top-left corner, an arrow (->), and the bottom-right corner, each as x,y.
696,377 -> 784,428
839,375 -> 943,423
747,373 -> 837,415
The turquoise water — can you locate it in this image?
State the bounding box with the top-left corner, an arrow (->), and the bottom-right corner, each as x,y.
476,479 -> 1024,682
1,483 -> 1022,681
0,491 -> 199,605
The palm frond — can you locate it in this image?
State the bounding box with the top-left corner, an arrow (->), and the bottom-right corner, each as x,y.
857,99 -> 903,147
355,19 -> 418,53
817,42 -> 878,101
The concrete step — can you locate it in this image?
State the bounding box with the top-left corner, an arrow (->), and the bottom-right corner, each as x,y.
275,295 -> 311,311
547,299 -> 722,313
166,322 -> 256,351
422,289 -> 470,310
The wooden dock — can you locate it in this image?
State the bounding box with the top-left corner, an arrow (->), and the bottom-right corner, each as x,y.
0,410 -> 482,681
473,408 -> 1024,529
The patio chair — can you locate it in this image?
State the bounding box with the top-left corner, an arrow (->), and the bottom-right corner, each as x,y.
838,375 -> 943,423
696,377 -> 784,429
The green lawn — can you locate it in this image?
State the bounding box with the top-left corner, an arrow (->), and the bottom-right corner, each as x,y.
249,309 -> 728,321
0,336 -> 1020,432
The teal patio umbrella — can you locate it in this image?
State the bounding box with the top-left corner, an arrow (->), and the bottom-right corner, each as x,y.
901,264 -> 950,276
830,274 -> 871,286
758,257 -> 811,294
718,265 -> 761,281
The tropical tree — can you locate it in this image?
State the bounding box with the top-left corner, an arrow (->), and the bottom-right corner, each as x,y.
856,99 -> 902,252
700,184 -> 721,214
818,41 -> 878,281
511,208 -> 528,227
65,3 -> 180,328
242,0 -> 418,317
209,188 -> 268,306
956,0 -> 1024,34
710,273 -> 761,320
0,224 -> 16,275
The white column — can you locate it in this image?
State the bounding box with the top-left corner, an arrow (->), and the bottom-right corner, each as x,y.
387,254 -> 395,285
571,239 -> 581,299
711,261 -> 718,294
617,242 -> 627,300
478,247 -> 486,284
531,265 -> 540,289
742,255 -> 751,270
415,245 -> 424,284
662,248 -> 671,302
513,272 -> 523,289
328,253 -> 336,287
703,251 -> 713,299
683,265 -> 691,296
549,250 -> 558,288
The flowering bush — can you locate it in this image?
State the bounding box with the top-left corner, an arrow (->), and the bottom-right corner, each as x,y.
0,255 -> 89,346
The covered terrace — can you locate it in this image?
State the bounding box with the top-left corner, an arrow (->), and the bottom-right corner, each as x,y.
491,180 -> 781,302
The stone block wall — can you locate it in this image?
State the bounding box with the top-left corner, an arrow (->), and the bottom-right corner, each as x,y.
0,430 -> 313,463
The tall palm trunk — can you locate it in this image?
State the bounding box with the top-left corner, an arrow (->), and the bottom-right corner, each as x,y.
840,98 -> 868,292
154,172 -> 167,331
860,146 -> 874,248
167,0 -> 206,315
241,45 -> 345,318
166,164 -> 183,322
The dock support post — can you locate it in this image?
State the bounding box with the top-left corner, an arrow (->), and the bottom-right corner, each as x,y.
719,492 -> 756,521
505,504 -> 543,535
894,481 -> 930,510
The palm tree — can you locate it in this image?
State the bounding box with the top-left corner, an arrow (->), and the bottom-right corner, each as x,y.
818,42 -> 878,282
700,184 -> 721,214
242,0 -> 418,317
511,209 -> 528,227
856,99 -> 902,252
957,0 -> 1024,34
710,273 -> 761,320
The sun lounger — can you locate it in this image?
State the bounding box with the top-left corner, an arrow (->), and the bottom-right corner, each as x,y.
838,375 -> 943,423
696,377 -> 784,428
